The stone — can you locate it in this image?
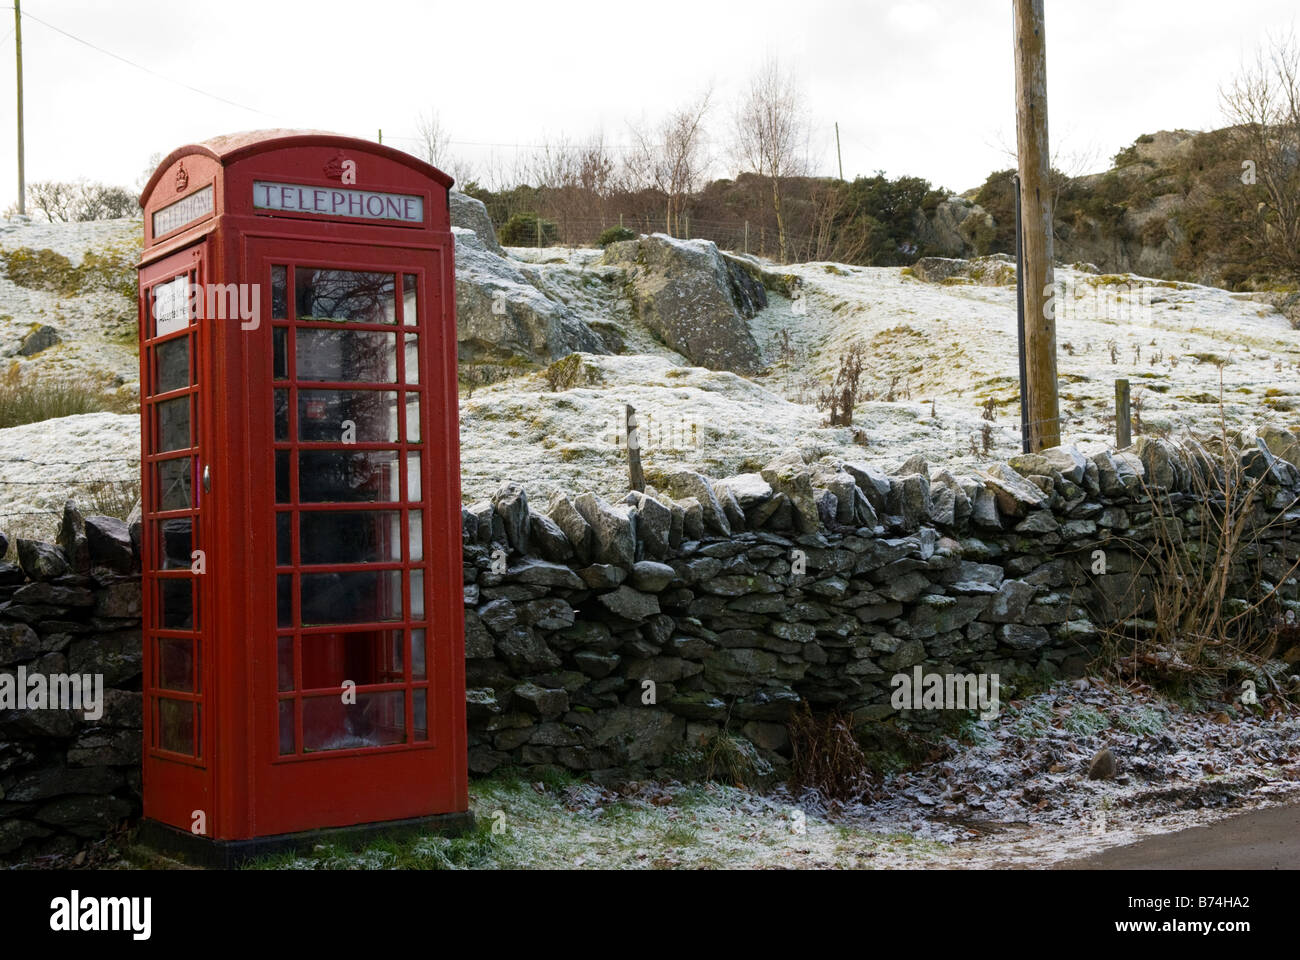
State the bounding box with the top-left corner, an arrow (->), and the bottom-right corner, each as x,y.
528,512 -> 573,562
592,706 -> 686,763
760,450 -> 819,532
1015,510 -> 1059,534
842,461 -> 892,512
1088,747 -> 1117,780
1134,437 -> 1184,491
68,630 -> 141,686
512,682 -> 569,720
496,626 -> 561,671
547,492 -> 594,565
18,323 -> 61,356
493,482 -> 530,553
84,515 -> 133,573
34,796 -> 133,837
521,597 -> 576,630
629,560 -> 676,592
5,765 -> 123,802
93,580 -> 142,618
56,501 -> 89,572
506,557 -> 585,590
998,623 -> 1050,650
1008,445 -> 1087,484
664,471 -> 730,536
982,579 -> 1037,623
478,598 -> 518,635
573,650 -> 621,678
632,493 -> 672,560
463,610 -> 495,658
888,474 -> 932,530
597,585 -> 661,622
574,493 -> 636,567
714,473 -> 773,509
449,190 -> 504,254
601,234 -> 765,374
982,463 -> 1048,517
578,564 -> 626,589
15,540 -> 69,581
665,691 -> 728,721
1258,424 -> 1300,469
454,226 -> 606,367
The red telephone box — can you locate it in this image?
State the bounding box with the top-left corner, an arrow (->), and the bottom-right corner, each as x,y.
135,130 -> 470,863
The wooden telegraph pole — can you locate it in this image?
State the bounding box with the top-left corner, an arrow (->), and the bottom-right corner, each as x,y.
14,0 -> 24,216
1012,0 -> 1060,451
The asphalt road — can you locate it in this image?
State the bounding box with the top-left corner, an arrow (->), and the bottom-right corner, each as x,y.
1060,804 -> 1300,869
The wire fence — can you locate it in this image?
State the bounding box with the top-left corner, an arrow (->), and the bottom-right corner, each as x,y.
0,456 -> 140,527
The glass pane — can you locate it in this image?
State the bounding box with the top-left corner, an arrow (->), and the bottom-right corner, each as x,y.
299,450 -> 399,503
158,638 -> 194,692
303,691 -> 405,752
301,570 -> 402,625
159,578 -> 194,630
296,329 -> 396,382
279,699 -> 295,755
404,334 -> 419,384
295,267 -> 396,324
300,630 -> 403,688
153,275 -> 191,337
275,451 -> 290,504
403,274 -> 418,326
406,451 -> 421,502
410,569 -> 425,620
273,327 -> 288,380
157,396 -> 190,452
158,517 -> 192,570
404,394 -> 421,443
271,265 -> 288,319
412,628 -> 426,680
414,688 -> 428,742
274,388 -> 289,441
155,337 -> 189,394
277,636 -> 294,692
408,510 -> 423,562
157,458 -> 192,510
277,574 -> 292,628
276,512 -> 290,565
300,510 -> 401,565
158,698 -> 196,755
298,390 -> 398,443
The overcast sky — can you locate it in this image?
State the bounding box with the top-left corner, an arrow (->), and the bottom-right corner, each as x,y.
0,0 -> 1295,210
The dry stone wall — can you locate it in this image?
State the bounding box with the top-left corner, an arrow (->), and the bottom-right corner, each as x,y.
462,436 -> 1300,778
4,433 -> 1300,860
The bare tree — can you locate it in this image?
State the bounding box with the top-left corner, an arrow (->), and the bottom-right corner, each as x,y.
415,109 -> 451,168
734,56 -> 809,262
1220,31 -> 1300,281
629,88 -> 713,237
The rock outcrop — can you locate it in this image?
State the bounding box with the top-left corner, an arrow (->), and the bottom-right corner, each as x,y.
602,234 -> 766,375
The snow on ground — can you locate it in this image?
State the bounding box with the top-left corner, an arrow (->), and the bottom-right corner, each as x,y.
1,219 -> 1297,515
0,412 -> 140,539
0,216 -> 140,387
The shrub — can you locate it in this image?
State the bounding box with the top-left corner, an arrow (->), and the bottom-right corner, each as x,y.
597,225 -> 636,247
817,342 -> 867,427
498,212 -> 558,247
0,362 -> 134,429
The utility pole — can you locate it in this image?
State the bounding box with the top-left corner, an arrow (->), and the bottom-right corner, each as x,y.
14,0 -> 25,216
835,122 -> 844,181
1012,0 -> 1060,451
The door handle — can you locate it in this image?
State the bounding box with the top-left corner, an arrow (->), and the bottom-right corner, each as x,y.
202,464 -> 211,493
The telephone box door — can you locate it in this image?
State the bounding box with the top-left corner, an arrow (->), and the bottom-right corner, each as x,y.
243,237 -> 462,834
